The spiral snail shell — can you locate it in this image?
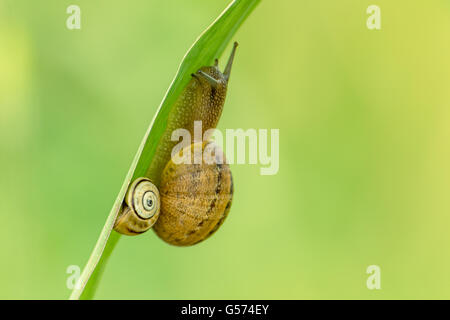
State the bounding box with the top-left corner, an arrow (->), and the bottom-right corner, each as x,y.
113,177 -> 160,235
153,141 -> 233,246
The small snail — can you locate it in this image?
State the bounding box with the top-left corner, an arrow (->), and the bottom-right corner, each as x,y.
114,177 -> 160,235
113,43 -> 238,245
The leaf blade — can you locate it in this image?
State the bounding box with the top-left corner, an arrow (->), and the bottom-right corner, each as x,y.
69,0 -> 261,300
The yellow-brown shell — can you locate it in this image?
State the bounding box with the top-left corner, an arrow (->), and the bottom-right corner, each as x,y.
114,177 -> 160,235
153,141 -> 233,246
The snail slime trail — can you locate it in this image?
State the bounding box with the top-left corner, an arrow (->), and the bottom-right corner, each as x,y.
113,44 -> 238,246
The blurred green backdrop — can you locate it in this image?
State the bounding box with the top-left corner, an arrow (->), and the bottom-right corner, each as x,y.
1,0 -> 450,299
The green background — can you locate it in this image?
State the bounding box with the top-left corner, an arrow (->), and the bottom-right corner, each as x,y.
1,0 -> 450,299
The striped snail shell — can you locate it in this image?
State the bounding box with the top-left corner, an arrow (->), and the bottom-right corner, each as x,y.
114,177 -> 160,235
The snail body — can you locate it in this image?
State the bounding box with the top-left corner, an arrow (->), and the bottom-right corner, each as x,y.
147,42 -> 238,186
113,43 -> 238,245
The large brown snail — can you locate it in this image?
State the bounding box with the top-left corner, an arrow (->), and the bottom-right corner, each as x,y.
113,43 -> 238,246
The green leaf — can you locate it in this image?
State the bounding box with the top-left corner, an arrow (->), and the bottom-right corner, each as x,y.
69,0 -> 261,300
